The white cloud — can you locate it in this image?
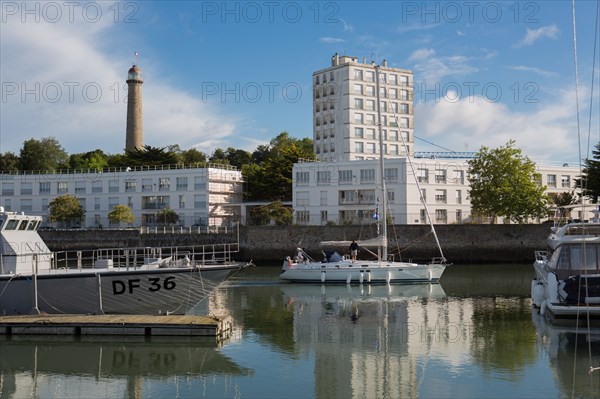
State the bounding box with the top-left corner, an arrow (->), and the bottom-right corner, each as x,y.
408,48 -> 477,84
319,37 -> 345,44
0,6 -> 238,155
414,88 -> 581,163
508,65 -> 558,78
516,24 -> 559,47
339,18 -> 353,32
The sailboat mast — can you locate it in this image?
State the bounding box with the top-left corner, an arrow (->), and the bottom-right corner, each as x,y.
374,63 -> 388,262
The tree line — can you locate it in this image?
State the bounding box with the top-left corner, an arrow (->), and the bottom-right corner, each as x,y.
0,132 -> 315,204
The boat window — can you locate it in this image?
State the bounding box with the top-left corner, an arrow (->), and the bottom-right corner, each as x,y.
5,219 -> 19,230
0,219 -> 3,230
26,220 -> 38,230
557,244 -> 599,274
571,245 -> 599,271
18,220 -> 28,230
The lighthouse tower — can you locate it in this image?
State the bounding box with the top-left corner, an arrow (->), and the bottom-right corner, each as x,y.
125,64 -> 144,151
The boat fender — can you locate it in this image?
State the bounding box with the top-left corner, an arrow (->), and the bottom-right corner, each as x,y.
428,269 -> 433,281
321,271 -> 326,283
346,274 -> 351,285
359,272 -> 364,284
540,300 -> 547,316
386,272 -> 391,284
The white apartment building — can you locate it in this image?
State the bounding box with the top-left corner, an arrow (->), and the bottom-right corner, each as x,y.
313,53 -> 414,162
292,157 -> 581,225
0,165 -> 244,227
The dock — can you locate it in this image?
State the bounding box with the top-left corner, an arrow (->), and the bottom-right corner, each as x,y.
0,314 -> 233,342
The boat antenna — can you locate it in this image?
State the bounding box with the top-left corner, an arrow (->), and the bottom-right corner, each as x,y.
374,63 -> 387,262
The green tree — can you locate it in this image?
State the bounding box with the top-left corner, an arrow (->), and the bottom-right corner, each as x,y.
48,195 -> 85,227
68,149 -> 109,170
576,142 -> 600,203
243,132 -> 314,202
180,148 -> 207,165
20,137 -> 69,171
209,148 -> 229,165
0,152 -> 20,173
156,208 -> 179,225
249,201 -> 293,225
467,140 -> 549,223
108,204 -> 135,227
123,145 -> 179,167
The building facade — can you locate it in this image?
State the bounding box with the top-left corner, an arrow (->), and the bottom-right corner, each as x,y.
313,54 -> 415,162
0,165 -> 243,227
292,157 -> 581,225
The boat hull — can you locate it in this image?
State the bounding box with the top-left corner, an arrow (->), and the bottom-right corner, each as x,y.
0,264 -> 242,316
280,261 -> 446,284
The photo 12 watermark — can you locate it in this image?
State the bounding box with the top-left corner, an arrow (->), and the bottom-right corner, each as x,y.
199,1 -> 340,24
1,1 -> 139,24
400,1 -> 539,24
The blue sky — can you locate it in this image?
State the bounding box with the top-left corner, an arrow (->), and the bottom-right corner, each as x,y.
1,1 -> 599,163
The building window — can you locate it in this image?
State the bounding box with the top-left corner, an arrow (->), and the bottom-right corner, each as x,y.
366,99 -> 375,110
360,169 -> 375,183
387,189 -> 395,203
400,103 -> 409,114
385,168 -> 398,183
453,170 -> 464,184
94,197 -> 101,210
390,144 -> 399,155
91,181 -> 102,193
389,88 -> 397,99
159,178 -> 170,191
456,209 -> 463,223
547,174 -> 556,188
400,75 -> 409,87
420,209 -> 426,224
339,190 -> 357,205
354,98 -> 363,109
320,210 -> 328,224
1,183 -> 14,196
389,74 -> 397,85
179,195 -> 186,208
194,177 -> 206,190
421,189 -> 427,203
21,183 -> 33,195
355,142 -> 364,153
365,70 -> 374,82
400,89 -> 409,101
320,190 -> 327,206
296,171 -> 309,185
39,182 -> 51,194
435,189 -> 447,204
108,197 -> 119,210
353,83 -> 363,95
365,114 -> 375,125
354,113 -> 363,123
354,69 -> 363,80
176,177 -> 188,190
339,170 -> 353,183
435,209 -> 448,223
366,143 -> 376,154
435,169 -> 447,183
317,171 -> 331,185
125,180 -> 136,192
296,210 -> 310,224
20,199 -> 33,212
366,85 -> 375,96
561,175 -> 571,188
399,117 -> 409,128
417,168 -> 429,183
142,178 -> 153,192
128,196 -> 134,208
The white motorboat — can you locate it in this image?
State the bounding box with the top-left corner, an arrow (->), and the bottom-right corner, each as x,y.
531,208 -> 600,323
280,62 -> 448,284
0,208 -> 247,315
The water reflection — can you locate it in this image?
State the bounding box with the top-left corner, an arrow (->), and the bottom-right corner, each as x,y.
532,312 -> 600,398
0,336 -> 252,399
1,265 -> 599,398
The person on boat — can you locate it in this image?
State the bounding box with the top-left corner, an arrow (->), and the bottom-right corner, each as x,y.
349,240 -> 359,262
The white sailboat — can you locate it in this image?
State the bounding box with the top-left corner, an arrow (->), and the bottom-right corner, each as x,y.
280,63 -> 447,284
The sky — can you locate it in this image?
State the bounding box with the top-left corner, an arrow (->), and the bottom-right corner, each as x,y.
1,0 -> 599,164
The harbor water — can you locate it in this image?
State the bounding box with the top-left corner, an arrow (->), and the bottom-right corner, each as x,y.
1,264 -> 599,399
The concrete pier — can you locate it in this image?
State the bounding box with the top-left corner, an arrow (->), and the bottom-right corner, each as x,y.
0,314 -> 233,342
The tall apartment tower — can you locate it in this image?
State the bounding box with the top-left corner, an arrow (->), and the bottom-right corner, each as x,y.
125,64 -> 144,151
313,53 -> 414,162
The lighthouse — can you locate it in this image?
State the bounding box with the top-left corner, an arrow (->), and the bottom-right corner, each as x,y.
125,64 -> 144,151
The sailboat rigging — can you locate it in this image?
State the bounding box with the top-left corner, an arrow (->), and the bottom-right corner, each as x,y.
280,62 -> 447,284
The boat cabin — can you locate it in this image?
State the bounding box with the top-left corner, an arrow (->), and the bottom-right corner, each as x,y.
0,208 -> 53,275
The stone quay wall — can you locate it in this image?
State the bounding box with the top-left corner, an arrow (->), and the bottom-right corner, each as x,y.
40,224 -> 551,264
